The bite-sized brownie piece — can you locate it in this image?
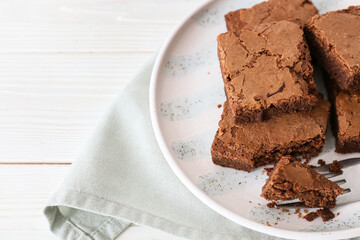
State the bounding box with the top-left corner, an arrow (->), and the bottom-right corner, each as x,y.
261,156 -> 343,208
305,6 -> 360,91
225,0 -> 318,31
217,21 -> 319,124
211,99 -> 330,172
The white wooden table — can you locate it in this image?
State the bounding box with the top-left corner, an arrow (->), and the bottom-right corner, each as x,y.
1,0 -> 206,239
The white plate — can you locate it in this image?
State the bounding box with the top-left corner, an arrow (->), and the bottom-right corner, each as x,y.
149,0 -> 360,239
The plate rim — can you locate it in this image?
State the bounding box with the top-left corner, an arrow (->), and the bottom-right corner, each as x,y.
149,0 -> 360,239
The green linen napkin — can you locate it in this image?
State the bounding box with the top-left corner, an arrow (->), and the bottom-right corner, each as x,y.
43,56 -> 279,240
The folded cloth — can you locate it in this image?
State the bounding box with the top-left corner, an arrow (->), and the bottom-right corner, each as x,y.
44,56 -> 280,240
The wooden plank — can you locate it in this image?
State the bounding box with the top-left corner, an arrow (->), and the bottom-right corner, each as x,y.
0,53 -> 151,94
0,165 -> 183,239
0,0 -> 205,53
0,52 -> 153,163
0,23 -> 172,53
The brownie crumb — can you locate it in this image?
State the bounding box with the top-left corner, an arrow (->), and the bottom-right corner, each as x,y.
318,159 -> 326,166
253,95 -> 261,101
303,156 -> 311,165
282,208 -> 289,213
266,221 -> 271,226
329,160 -> 343,174
316,208 -> 335,222
264,167 -> 274,176
337,212 -> 340,216
298,213 -> 303,218
304,212 -> 319,222
217,104 -> 222,109
304,209 -> 309,214
249,201 -> 252,203
267,202 -> 276,208
295,208 -> 301,214
239,182 -> 241,185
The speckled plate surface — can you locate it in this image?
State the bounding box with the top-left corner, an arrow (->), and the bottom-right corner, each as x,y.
149,0 -> 360,239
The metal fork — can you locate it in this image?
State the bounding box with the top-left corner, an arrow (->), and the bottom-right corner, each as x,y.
276,158 -> 360,208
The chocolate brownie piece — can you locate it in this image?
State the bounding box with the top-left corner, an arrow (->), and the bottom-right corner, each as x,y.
211,99 -> 330,172
261,156 -> 343,208
225,0 -> 318,31
217,21 -> 319,123
332,87 -> 360,153
305,6 -> 360,91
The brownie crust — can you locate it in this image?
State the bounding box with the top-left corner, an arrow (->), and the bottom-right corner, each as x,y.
225,0 -> 318,31
211,99 -> 330,172
305,6 -> 360,91
261,156 -> 343,208
217,21 -> 319,123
